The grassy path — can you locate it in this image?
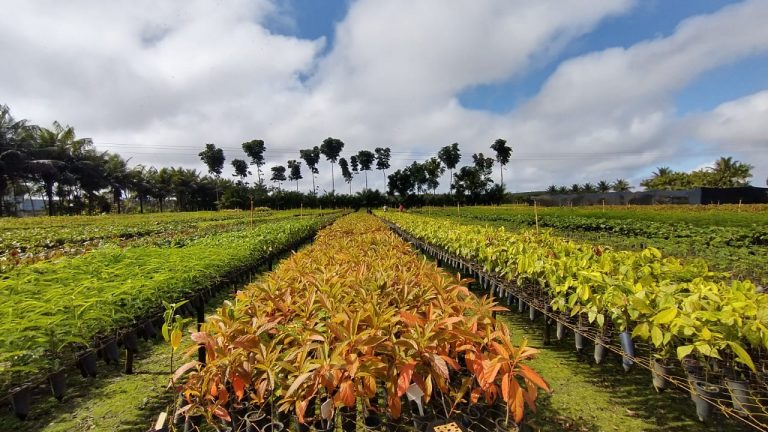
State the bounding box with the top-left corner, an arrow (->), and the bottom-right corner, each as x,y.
495,306 -> 750,431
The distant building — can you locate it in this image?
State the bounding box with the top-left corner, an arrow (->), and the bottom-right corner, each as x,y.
532,186 -> 768,206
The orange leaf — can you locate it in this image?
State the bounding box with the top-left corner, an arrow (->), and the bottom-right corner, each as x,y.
519,364 -> 550,392
335,380 -> 356,407
501,374 -> 510,403
400,311 -> 425,326
387,392 -> 402,418
397,362 -> 416,396
233,375 -> 246,401
513,385 -> 525,424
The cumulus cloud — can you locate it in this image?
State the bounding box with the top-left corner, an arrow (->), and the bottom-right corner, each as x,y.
1,0 -> 767,192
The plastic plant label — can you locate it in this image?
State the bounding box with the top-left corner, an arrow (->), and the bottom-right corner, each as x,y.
406,383 -> 425,416
321,399 -> 334,420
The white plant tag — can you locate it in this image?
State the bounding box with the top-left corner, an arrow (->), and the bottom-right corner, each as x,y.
406,383 -> 425,416
321,399 -> 334,420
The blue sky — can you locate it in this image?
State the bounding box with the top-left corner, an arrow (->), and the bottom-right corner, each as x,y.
2,0 -> 767,192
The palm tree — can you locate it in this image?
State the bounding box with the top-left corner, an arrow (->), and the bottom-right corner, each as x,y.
596,180 -> 611,193
710,156 -> 753,187
612,179 -> 631,192
546,185 -> 557,194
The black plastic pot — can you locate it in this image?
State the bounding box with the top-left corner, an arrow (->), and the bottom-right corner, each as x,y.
313,418 -> 335,432
11,386 -> 31,420
49,370 -> 66,401
102,339 -> 120,364
412,414 -> 431,432
494,417 -> 518,432
183,415 -> 202,432
574,329 -> 585,353
142,320 -> 158,340
244,411 -> 266,432
78,349 -> 98,377
725,377 -> 753,415
556,321 -> 566,341
122,330 -> 139,354
692,380 -> 720,422
619,331 -> 634,371
363,414 -> 382,431
651,359 -> 674,392
260,421 -> 284,432
341,406 -> 357,432
593,337 -> 609,365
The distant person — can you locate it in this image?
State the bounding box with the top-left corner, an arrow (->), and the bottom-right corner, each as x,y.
383,205 -> 388,212
399,203 -> 405,212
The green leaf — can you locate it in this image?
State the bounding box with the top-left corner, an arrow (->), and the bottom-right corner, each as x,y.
651,326 -> 663,347
632,322 -> 649,339
652,308 -> 677,324
676,344 -> 695,360
727,341 -> 756,372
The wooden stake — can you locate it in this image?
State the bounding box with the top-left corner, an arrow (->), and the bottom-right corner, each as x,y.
534,200 -> 540,235
602,199 -> 605,212
250,198 -> 254,227
739,199 -> 742,211
125,350 -> 134,374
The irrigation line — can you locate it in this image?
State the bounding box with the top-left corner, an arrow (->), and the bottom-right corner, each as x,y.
381,218 -> 768,432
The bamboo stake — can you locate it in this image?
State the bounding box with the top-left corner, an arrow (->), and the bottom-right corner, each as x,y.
534,200 -> 540,235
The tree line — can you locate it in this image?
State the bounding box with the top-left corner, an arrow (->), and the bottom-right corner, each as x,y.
1,101 -> 758,216
545,157 -> 754,196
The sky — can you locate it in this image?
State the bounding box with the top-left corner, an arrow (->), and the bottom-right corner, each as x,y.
1,0 -> 767,194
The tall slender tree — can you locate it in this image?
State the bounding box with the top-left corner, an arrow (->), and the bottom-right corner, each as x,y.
199,143 -> 225,204
231,159 -> 251,184
339,157 -> 353,194
271,165 -> 286,190
374,147 -> 391,183
320,137 -> 344,193
422,157 -> 445,194
356,150 -> 375,190
437,143 -> 461,193
490,138 -> 512,186
299,146 -> 320,194
287,160 -> 302,191
242,139 -> 266,184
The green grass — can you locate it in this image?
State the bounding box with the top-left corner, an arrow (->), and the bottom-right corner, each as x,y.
0,327 -> 186,431
496,306 -> 750,431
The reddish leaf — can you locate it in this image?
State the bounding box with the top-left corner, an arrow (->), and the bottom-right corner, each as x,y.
397,362 -> 416,396
233,375 -> 246,401
213,406 -> 231,422
387,392 -> 402,418
400,311 -> 425,326
335,380 -> 356,407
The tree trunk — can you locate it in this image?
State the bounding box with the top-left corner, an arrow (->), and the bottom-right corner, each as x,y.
500,164 -> 504,186
312,175 -> 316,195
0,180 -> 6,217
331,163 -> 335,193
365,171 -> 368,190
45,182 -> 54,217
296,181 -> 299,192
159,198 -> 164,213
139,196 -> 144,214
113,189 -> 121,214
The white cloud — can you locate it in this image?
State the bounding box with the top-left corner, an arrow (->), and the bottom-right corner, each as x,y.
1,0 -> 767,193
